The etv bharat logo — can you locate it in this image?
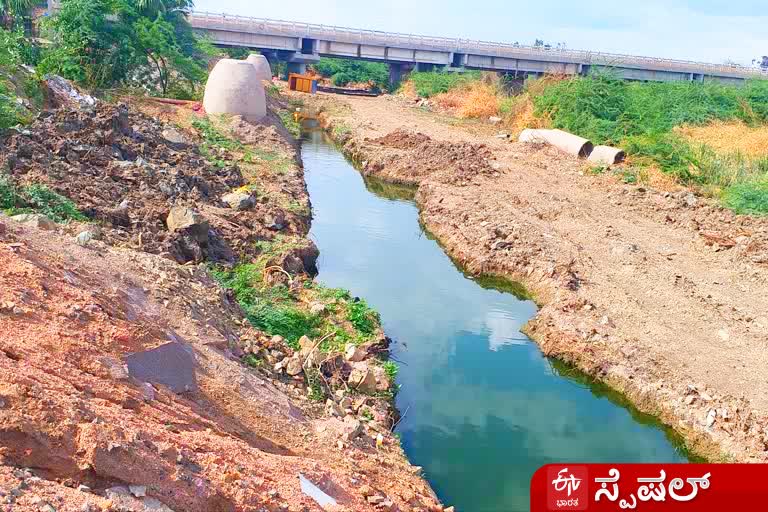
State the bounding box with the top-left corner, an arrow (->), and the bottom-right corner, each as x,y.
547,467 -> 588,511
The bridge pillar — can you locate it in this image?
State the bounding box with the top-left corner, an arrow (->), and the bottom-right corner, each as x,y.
285,62 -> 307,79
389,63 -> 406,88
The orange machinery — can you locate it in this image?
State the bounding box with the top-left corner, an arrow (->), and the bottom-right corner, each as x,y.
288,73 -> 318,94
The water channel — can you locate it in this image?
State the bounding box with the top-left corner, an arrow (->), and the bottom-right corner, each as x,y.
301,127 -> 688,512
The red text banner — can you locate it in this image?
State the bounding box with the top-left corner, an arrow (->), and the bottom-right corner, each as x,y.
530,464 -> 768,511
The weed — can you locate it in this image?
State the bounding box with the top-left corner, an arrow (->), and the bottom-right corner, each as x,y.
0,174 -> 21,210
22,184 -> 86,223
242,354 -> 263,369
278,110 -> 301,138
382,360 -> 398,380
722,182 -> 768,215
405,70 -> 482,98
360,407 -> 374,421
305,368 -> 326,401
346,299 -> 380,336
313,58 -> 389,91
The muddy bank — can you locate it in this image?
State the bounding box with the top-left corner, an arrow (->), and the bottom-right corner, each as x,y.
0,92 -> 441,511
310,93 -> 768,463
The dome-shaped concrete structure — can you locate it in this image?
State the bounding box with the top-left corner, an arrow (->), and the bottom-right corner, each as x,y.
246,54 -> 273,81
203,59 -> 266,123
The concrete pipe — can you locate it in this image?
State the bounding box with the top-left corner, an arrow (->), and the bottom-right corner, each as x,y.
518,128 -> 594,158
588,145 -> 626,166
203,59 -> 266,123
246,54 -> 273,81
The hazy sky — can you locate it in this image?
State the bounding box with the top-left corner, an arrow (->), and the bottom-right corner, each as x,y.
194,0 -> 766,65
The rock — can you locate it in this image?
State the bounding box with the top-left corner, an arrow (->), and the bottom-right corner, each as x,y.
166,206 -> 209,243
285,355 -> 304,376
367,495 -> 385,505
43,74 -> 97,109
75,231 -> 93,247
325,399 -> 342,417
267,212 -> 287,231
0,222 -> 6,235
11,214 -> 55,230
309,302 -> 326,315
339,396 -> 353,412
348,362 -> 377,394
344,344 -> 367,363
222,191 -> 255,210
706,409 -> 716,428
140,382 -> 156,402
489,116 -> 502,124
161,128 -> 189,149
77,485 -> 91,493
270,335 -> 285,345
129,485 -> 146,498
40,504 -> 56,512
298,335 -> 314,353
359,485 -> 374,497
371,365 -> 391,391
444,507 -> 455,512
342,415 -> 363,441
683,192 -> 698,208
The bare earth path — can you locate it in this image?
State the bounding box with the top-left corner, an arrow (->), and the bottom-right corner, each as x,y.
311,93 -> 768,462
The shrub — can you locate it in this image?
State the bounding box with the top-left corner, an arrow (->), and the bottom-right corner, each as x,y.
347,299 -> 380,335
722,182 -> 768,215
313,58 -> 389,90
23,184 -> 86,223
0,174 -> 21,210
406,70 -> 482,98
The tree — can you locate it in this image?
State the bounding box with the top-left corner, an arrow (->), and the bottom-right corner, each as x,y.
0,0 -> 34,28
134,14 -> 204,95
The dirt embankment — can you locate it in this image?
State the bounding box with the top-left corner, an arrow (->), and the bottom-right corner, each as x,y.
0,94 -> 441,511
309,92 -> 768,463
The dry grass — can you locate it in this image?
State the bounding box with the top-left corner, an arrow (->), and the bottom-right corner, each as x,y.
432,81 -> 500,119
676,120 -> 768,158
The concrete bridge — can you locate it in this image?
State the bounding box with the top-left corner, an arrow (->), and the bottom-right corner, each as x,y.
189,11 -> 766,86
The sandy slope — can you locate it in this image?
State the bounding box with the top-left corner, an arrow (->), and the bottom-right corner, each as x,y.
311,93 -> 768,462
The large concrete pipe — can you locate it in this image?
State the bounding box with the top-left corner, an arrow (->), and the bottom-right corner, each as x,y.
246,54 -> 273,81
588,145 -> 626,165
518,128 -> 594,158
203,59 -> 266,123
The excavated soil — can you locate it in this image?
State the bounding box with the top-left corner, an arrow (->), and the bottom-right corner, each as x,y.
309,92 -> 768,463
0,95 -> 441,511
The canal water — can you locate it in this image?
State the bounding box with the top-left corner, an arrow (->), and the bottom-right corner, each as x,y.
301,128 -> 687,512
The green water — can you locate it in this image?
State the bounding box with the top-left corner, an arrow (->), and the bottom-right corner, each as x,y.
301,129 -> 687,512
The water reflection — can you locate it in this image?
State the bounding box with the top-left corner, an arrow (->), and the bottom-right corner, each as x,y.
301,129 -> 687,512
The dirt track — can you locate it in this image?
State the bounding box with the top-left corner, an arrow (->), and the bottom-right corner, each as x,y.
310,93 -> 768,462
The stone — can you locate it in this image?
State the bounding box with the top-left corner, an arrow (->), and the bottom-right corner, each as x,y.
371,365 -> 391,391
706,409 -> 716,428
203,59 -> 267,123
325,399 -> 342,417
367,495 -> 385,505
222,191 -> 255,211
348,362 -> 377,394
77,485 -> 91,493
129,485 -> 146,498
683,192 -> 698,208
489,116 -> 502,124
75,231 -> 93,247
270,335 -> 285,345
285,355 -> 303,376
11,214 -> 55,230
166,206 -> 209,243
40,504 -> 56,512
140,382 -> 156,402
444,507 -> 456,512
161,128 -> 189,149
344,343 -> 367,363
125,342 -> 198,393
342,415 -> 363,441
309,302 -> 325,315
0,222 -> 6,235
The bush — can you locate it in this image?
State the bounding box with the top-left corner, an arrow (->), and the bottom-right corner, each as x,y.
406,70 -> 482,98
0,175 -> 22,210
723,182 -> 768,215
347,299 -> 380,335
313,58 -> 389,90
22,184 -> 86,222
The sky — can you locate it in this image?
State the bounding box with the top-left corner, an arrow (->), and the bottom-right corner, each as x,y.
194,0 -> 767,66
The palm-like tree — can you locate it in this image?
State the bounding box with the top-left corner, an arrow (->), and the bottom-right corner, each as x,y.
134,0 -> 194,16
0,0 -> 34,28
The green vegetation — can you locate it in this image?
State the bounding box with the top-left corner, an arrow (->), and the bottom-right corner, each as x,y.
38,0 -> 215,97
723,182 -> 768,215
533,75 -> 768,182
382,360 -> 398,380
0,176 -> 86,222
0,27 -> 39,129
313,57 -> 389,90
277,110 -> 301,137
346,298 -> 380,336
405,70 -> 482,98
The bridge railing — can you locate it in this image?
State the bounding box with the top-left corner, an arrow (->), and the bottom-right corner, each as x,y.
190,11 -> 767,78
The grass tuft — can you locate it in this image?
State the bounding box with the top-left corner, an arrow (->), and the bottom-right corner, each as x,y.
722,182 -> 768,215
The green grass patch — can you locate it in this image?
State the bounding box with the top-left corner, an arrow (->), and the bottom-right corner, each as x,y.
1,176 -> 85,223
346,298 -> 380,336
277,110 -> 301,138
405,70 -> 482,98
722,182 -> 768,215
382,360 -> 398,380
